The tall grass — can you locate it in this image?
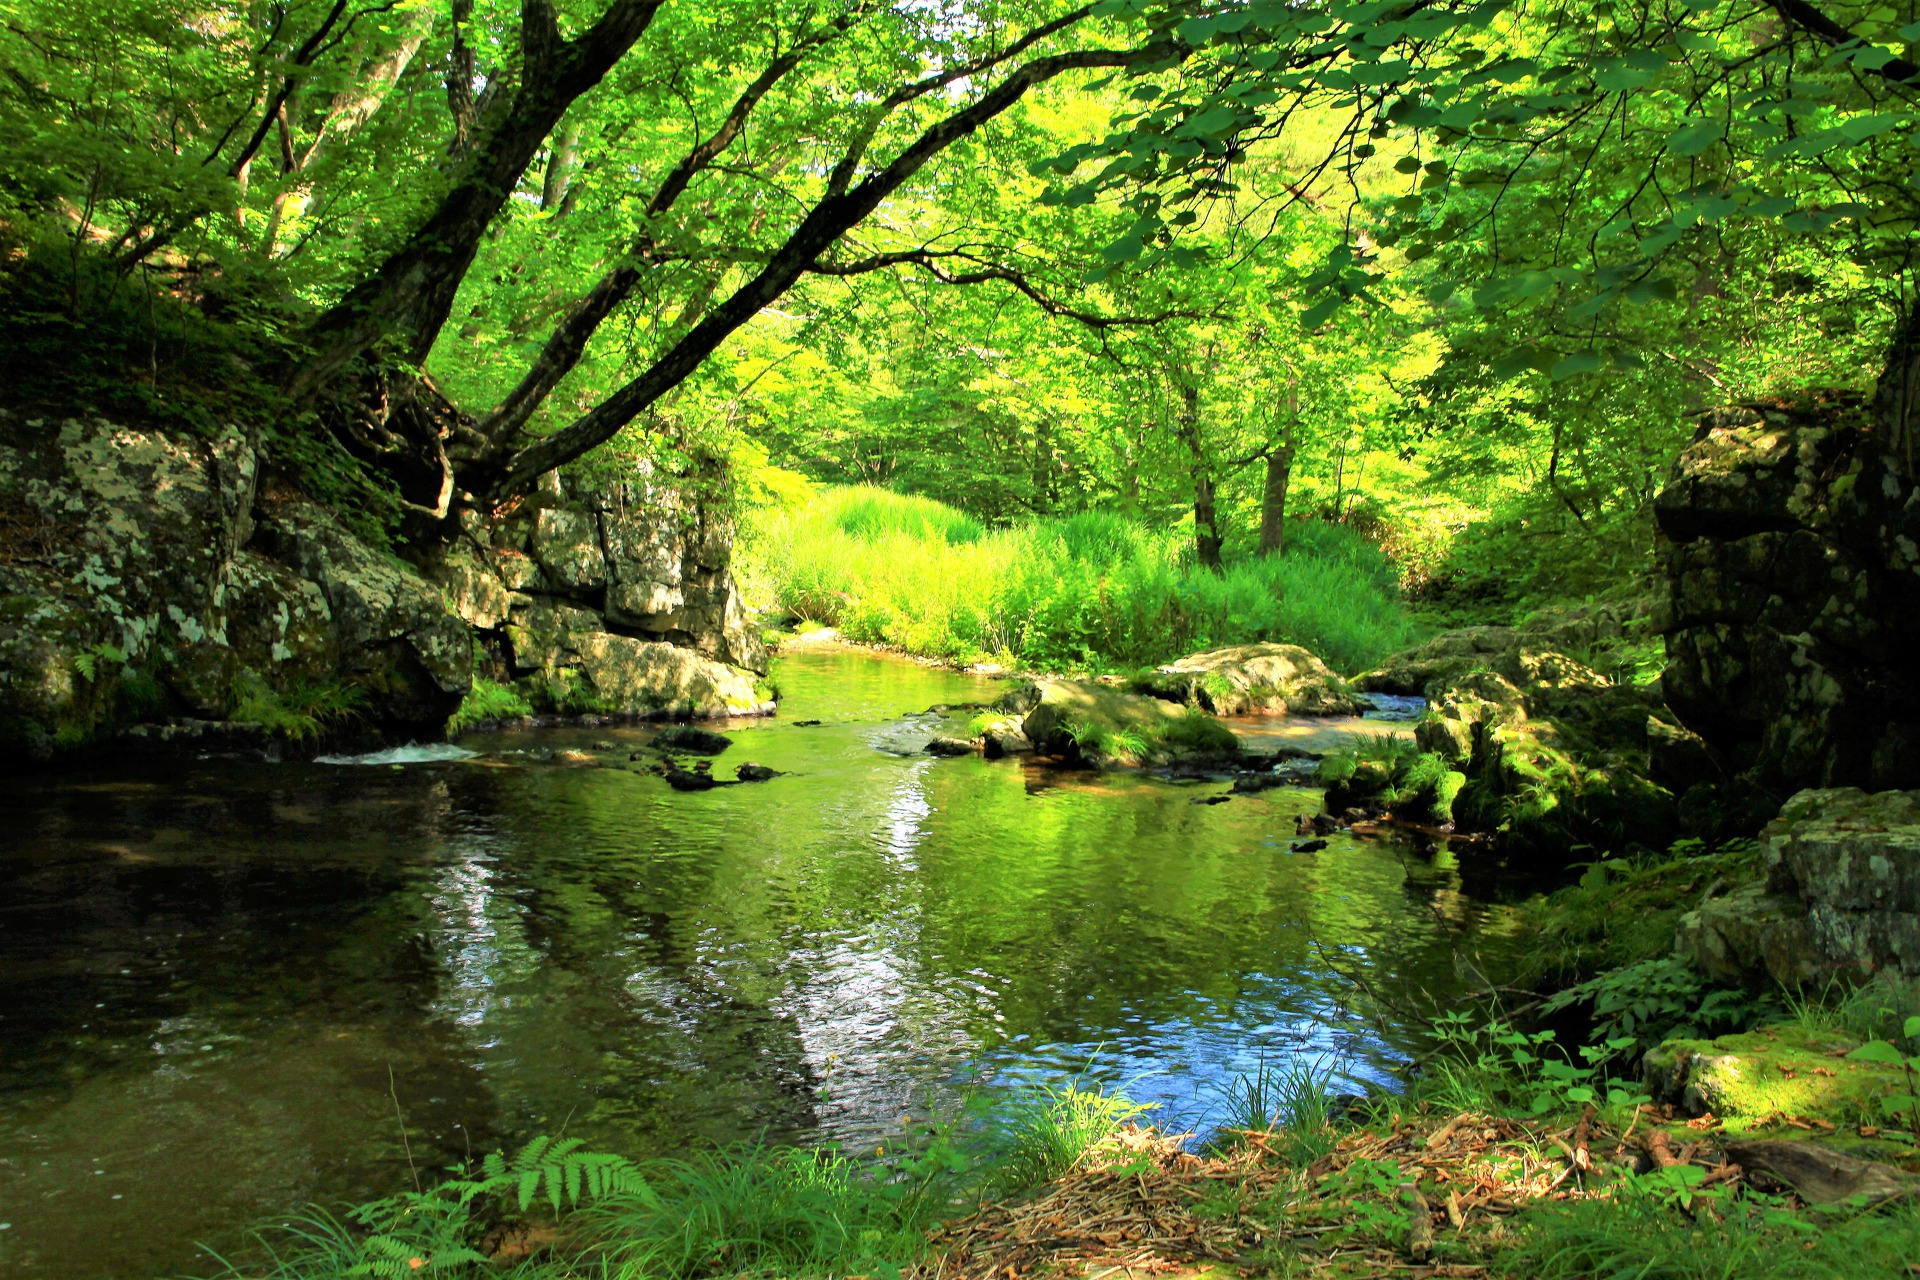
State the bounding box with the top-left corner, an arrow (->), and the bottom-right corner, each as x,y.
739,485 -> 1418,673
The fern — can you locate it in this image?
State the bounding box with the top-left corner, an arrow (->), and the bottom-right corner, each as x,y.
455,1135 -> 653,1212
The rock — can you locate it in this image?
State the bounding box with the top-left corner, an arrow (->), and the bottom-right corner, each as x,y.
1643,1025 -> 1909,1121
979,716 -> 1033,758
1721,1140 -> 1918,1206
1355,612 -> 1675,855
1750,787 -> 1920,975
1192,794 -> 1232,806
792,719 -> 822,727
736,762 -> 780,782
1674,880 -> 1821,986
1655,398 -> 1920,797
995,677 -> 1238,768
1136,643 -> 1359,716
656,725 -> 733,755
531,507 -> 607,590
924,736 -> 975,756
663,766 -> 722,791
1292,838 -> 1328,852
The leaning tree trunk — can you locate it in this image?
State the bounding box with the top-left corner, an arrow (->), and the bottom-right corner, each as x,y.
1258,443 -> 1295,557
1175,384 -> 1224,571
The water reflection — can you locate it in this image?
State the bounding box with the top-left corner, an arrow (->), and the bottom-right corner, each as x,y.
0,649 -> 1523,1279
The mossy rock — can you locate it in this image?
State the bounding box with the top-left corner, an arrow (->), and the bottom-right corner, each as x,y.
999,678 -> 1238,768
1643,1024 -> 1909,1128
1136,643 -> 1359,716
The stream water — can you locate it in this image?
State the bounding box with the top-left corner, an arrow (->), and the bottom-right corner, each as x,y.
0,648 -> 1525,1279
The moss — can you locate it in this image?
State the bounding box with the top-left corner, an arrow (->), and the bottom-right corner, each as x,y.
1645,1024 -> 1912,1130
1155,707 -> 1239,756
1510,840 -> 1763,986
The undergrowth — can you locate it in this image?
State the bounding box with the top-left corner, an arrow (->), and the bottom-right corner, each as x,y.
738,484 -> 1418,673
446,678 -> 535,736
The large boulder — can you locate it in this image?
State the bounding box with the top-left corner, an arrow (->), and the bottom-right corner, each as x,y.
1654,398 -> 1920,803
1676,787 -> 1920,983
1135,643 -> 1359,716
0,413 -> 469,755
1355,614 -> 1675,853
994,677 -> 1238,768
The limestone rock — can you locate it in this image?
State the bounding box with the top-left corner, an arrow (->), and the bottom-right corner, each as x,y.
532,507 -> 606,590
1762,787 -> 1920,974
1137,643 -> 1359,716
1674,881 -> 1820,986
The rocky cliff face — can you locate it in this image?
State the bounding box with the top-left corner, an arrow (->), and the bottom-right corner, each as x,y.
1654,397 -> 1920,806
429,465 -> 769,721
0,412 -> 766,765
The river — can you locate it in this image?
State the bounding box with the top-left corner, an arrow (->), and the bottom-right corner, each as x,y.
0,648 -> 1524,1278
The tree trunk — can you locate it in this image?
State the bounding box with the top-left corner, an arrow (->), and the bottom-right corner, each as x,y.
1176,383 -> 1223,571
541,122 -> 579,212
1258,443 -> 1295,557
1874,299 -> 1920,476
294,0 -> 663,396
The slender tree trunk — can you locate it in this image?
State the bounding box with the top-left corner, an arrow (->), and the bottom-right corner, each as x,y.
1175,383 -> 1223,571
1874,298 -> 1920,476
1258,442 -> 1295,557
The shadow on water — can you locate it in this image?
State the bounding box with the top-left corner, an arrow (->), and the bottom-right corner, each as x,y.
0,648 -> 1529,1278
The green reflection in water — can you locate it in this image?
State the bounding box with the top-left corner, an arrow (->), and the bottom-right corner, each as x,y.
0,648 -> 1522,1280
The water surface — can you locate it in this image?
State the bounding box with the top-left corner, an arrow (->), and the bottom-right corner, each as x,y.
0,649 -> 1516,1278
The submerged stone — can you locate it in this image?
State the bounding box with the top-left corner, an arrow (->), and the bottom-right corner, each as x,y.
656,725 -> 734,755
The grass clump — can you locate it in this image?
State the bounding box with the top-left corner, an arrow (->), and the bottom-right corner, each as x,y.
739,485 -> 1418,673
446,677 -> 534,736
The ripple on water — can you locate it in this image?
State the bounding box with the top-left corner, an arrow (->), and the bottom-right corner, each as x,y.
0,649 -> 1518,1280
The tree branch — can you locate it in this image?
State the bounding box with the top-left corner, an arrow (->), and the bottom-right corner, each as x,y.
483,37 -> 1177,500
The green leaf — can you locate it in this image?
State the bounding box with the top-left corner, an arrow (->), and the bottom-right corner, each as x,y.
1668,118 -> 1723,157
1903,1015 -> 1920,1039
1551,351 -> 1605,380
1847,1040 -> 1908,1064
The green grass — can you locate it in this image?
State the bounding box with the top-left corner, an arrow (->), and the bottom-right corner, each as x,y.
738,485 -> 1419,674
199,1080 -> 1142,1280
231,671 -> 368,740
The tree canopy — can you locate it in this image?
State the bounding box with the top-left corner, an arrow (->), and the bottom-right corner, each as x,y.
1,0 -> 1912,569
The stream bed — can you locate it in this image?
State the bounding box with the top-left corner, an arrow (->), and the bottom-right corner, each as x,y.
0,648 -> 1526,1279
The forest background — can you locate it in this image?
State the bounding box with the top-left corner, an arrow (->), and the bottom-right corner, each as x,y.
3,0 -> 1909,676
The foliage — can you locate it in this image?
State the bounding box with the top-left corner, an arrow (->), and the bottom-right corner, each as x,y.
1495,1192 -> 1920,1280
740,484 -> 1417,673
1420,1011 -> 1651,1120
986,1076 -> 1157,1193
230,671 -> 367,741
1509,840 -> 1764,987
1541,956 -> 1777,1061
445,678 -> 534,737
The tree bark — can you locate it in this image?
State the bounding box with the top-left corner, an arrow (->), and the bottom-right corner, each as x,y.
295,0 -> 664,396
1874,299 -> 1920,476
1258,442 -> 1295,557
1176,383 -> 1223,571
